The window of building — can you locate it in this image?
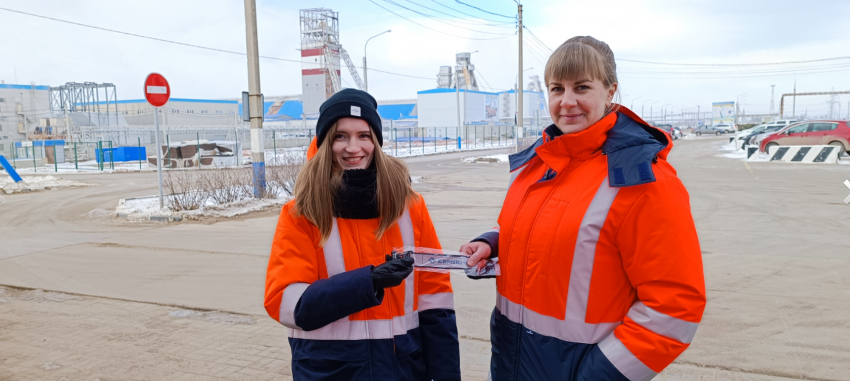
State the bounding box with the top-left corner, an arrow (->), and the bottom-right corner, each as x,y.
216,110 -> 222,114
0,98 -> 5,103
137,110 -> 143,114
187,110 -> 194,114
229,110 -> 234,114
201,110 -> 208,114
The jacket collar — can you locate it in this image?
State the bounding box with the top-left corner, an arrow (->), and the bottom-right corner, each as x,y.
534,111 -> 618,172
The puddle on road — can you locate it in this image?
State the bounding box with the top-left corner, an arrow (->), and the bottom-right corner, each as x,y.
168,309 -> 255,325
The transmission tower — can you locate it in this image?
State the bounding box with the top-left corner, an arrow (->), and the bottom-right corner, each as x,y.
769,85 -> 775,114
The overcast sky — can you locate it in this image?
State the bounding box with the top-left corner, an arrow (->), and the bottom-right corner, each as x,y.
1,0 -> 848,118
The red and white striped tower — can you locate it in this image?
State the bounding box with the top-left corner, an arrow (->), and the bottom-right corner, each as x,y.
300,8 -> 342,116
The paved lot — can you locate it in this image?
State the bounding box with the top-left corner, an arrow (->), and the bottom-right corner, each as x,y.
1,136 -> 849,380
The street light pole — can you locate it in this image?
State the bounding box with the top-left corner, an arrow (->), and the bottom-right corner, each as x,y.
630,97 -> 641,110
642,99 -> 652,119
515,0 -> 523,153
244,0 -> 265,198
363,30 -> 391,93
650,101 -> 660,124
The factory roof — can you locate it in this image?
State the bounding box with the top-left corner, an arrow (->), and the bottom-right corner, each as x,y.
378,104 -> 417,120
417,88 -> 500,95
0,84 -> 50,90
81,98 -> 239,105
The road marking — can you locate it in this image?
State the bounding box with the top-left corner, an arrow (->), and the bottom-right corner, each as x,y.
844,180 -> 850,205
743,162 -> 753,174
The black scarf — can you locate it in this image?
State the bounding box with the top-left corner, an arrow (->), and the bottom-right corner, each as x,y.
334,169 -> 379,220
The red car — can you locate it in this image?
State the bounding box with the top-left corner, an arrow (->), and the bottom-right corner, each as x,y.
760,120 -> 850,154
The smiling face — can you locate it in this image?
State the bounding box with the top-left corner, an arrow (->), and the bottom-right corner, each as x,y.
548,77 -> 617,135
332,117 -> 375,170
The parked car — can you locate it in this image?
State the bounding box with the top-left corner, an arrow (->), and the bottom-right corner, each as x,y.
694,125 -> 727,136
759,120 -> 850,154
713,124 -> 736,133
655,124 -> 678,139
672,126 -> 683,139
746,119 -> 801,146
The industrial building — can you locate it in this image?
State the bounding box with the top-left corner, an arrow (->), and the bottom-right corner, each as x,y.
0,82 -> 50,146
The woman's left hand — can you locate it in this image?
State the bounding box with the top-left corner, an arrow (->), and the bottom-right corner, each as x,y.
459,241 -> 491,272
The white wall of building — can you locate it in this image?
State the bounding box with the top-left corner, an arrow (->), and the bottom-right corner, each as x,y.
417,89 -> 501,128
0,83 -> 50,142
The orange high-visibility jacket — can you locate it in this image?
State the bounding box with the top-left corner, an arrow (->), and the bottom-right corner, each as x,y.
473,107 -> 706,381
264,194 -> 460,380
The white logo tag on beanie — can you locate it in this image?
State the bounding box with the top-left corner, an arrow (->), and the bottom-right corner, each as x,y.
351,105 -> 361,116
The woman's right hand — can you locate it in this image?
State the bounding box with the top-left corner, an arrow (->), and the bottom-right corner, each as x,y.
460,241 -> 492,271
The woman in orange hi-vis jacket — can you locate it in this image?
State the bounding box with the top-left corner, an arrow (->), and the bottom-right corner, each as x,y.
264,89 -> 460,381
463,36 -> 706,381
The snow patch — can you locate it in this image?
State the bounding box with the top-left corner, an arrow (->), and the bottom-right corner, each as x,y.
461,154 -> 510,164
0,175 -> 94,194
115,194 -> 289,221
17,289 -> 82,303
168,309 -> 256,325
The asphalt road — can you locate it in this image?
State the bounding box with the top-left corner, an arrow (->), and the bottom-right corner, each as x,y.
1,136 -> 849,380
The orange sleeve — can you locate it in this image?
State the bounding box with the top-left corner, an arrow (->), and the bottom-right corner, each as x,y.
264,202 -> 320,322
607,177 -> 706,373
413,196 -> 454,303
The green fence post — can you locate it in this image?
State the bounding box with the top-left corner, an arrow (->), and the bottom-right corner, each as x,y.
234,130 -> 238,167
53,144 -> 58,172
273,130 -> 277,165
138,137 -> 142,170
408,128 -> 412,156
73,142 -> 78,170
166,135 -> 171,169
433,127 -> 436,153
196,132 -> 201,169
109,141 -> 114,170
11,144 -> 16,169
32,146 -> 37,172
97,141 -> 103,171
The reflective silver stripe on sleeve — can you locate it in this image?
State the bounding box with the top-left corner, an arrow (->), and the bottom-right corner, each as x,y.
626,301 -> 700,344
323,218 -> 346,277
279,283 -> 309,329
496,293 -> 618,344
598,333 -> 658,381
289,311 -> 419,340
418,292 -> 454,311
508,166 -> 526,188
565,178 -> 619,323
398,209 -> 415,315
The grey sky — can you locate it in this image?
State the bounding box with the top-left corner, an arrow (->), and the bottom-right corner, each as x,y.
1,0 -> 848,118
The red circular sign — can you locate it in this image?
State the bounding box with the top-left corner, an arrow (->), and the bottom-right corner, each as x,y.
144,73 -> 171,107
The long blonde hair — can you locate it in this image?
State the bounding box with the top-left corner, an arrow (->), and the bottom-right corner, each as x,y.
293,123 -> 417,245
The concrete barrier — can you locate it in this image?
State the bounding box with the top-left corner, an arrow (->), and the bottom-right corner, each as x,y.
767,145 -> 841,163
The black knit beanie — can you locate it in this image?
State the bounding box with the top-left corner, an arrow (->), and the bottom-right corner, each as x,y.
315,89 -> 383,147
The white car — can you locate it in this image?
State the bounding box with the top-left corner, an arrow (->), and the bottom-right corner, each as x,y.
714,124 -> 736,133
745,119 -> 801,146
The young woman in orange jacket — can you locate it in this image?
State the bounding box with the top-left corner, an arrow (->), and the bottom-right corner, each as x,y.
463,37 -> 706,381
264,89 -> 460,381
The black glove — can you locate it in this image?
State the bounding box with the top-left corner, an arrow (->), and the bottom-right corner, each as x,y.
371,255 -> 414,290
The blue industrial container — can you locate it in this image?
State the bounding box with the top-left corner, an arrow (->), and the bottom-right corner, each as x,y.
96,147 -> 147,163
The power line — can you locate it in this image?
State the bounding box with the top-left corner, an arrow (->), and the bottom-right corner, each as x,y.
522,26 -> 552,52
452,0 -> 515,19
380,0 -> 515,35
367,0 -> 515,41
401,0 -> 515,27
427,0 -> 516,24
619,56 -> 850,67
0,6 -> 435,82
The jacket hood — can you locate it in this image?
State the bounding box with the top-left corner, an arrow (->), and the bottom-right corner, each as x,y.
508,105 -> 672,187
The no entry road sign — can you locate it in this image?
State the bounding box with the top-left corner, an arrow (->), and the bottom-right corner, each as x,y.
144,73 -> 170,107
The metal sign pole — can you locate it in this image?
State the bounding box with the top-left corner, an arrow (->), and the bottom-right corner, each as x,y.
154,107 -> 164,209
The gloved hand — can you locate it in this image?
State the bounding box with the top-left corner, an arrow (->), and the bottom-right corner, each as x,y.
371,255 -> 414,290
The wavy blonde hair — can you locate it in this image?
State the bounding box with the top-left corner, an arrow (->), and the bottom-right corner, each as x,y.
293,123 -> 417,246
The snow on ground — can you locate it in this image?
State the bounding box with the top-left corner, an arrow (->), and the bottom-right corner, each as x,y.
116,193 -> 290,221
461,154 -> 510,164
717,141 -> 748,160
12,159 -> 155,174
0,175 -> 94,194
